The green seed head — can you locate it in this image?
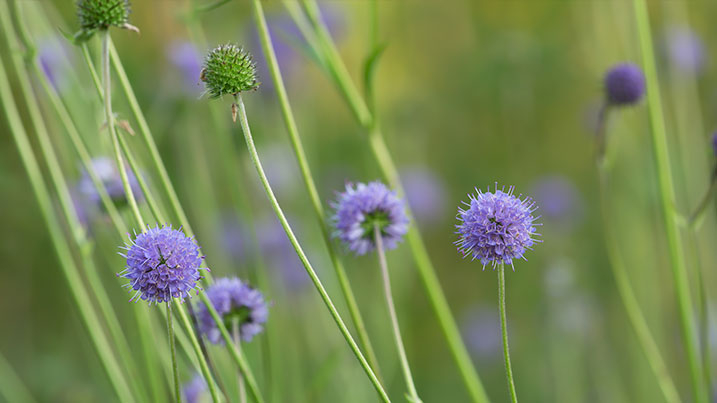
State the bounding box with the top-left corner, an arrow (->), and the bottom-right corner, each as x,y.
202,44 -> 259,98
74,0 -> 136,42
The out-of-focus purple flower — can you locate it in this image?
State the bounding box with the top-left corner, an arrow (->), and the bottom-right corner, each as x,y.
118,225 -> 205,305
665,27 -> 705,75
400,167 -> 446,226
530,176 -> 583,232
604,63 -> 646,106
711,132 -> 717,157
332,181 -> 410,255
456,184 -> 539,269
38,38 -> 70,92
461,306 -> 502,360
182,374 -> 207,403
168,41 -> 204,95
77,157 -> 143,209
256,216 -> 309,291
198,277 -> 268,343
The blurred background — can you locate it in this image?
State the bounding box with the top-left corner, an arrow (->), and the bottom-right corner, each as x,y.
2,0 -> 717,402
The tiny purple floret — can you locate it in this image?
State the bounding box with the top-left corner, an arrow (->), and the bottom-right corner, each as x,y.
456,183 -> 539,269
118,225 -> 205,305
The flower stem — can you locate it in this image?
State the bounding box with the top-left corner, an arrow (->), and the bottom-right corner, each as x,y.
168,301 -> 182,403
102,30 -> 145,230
632,1 -> 705,401
0,48 -> 135,403
249,0 -> 382,382
234,94 -> 389,402
597,170 -> 681,403
232,319 -> 247,403
288,3 -> 489,400
498,264 -> 518,403
374,225 -> 421,402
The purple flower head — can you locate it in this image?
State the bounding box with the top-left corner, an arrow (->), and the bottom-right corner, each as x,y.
400,167 -> 446,225
456,183 -> 539,269
332,181 -> 410,255
604,63 -> 646,106
461,306 -> 501,360
168,41 -> 204,94
198,277 -> 269,343
78,157 -> 143,209
182,374 -> 207,403
118,225 -> 205,305
665,27 -> 705,74
38,38 -> 70,92
530,176 -> 583,232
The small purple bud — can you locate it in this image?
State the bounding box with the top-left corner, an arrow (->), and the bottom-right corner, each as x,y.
604,63 -> 646,106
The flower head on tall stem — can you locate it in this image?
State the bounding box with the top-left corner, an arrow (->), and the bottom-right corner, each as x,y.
74,0 -> 138,43
331,181 -> 409,255
604,63 -> 646,106
117,225 -> 205,305
201,44 -> 259,121
197,277 -> 269,344
456,183 -> 539,269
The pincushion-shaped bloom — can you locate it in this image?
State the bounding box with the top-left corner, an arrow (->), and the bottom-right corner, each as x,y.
332,181 -> 409,255
74,0 -> 137,42
201,44 -> 258,98
604,63 -> 646,106
197,277 -> 268,343
118,225 -> 204,304
456,184 -> 539,268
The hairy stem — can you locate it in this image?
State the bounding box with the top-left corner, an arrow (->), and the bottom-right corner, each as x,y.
498,264 -> 518,403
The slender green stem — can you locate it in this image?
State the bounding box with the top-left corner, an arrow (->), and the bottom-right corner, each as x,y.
288,4 -> 489,401
0,351 -> 35,403
598,170 -> 681,403
0,49 -> 135,403
233,319 -> 247,403
234,94 -> 389,402
688,170 -> 717,229
168,302 -> 182,403
374,225 -> 421,402
498,264 -> 518,403
632,2 -> 704,402
102,31 -> 145,229
249,0 -> 382,382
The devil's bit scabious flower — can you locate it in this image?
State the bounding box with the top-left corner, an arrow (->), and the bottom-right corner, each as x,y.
78,157 -> 142,208
201,44 -> 259,98
456,184 -> 539,269
604,63 -> 646,106
332,181 -> 409,255
74,0 -> 137,42
197,277 -> 268,343
118,225 -> 204,305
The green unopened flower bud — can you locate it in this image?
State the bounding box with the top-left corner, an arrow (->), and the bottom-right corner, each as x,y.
201,44 -> 259,99
74,0 -> 138,43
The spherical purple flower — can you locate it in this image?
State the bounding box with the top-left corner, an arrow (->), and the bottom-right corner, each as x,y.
456,184 -> 539,268
332,181 -> 409,255
197,277 -> 268,343
182,374 -> 206,403
118,225 -> 205,305
78,157 -> 143,208
604,63 -> 646,106
665,27 -> 705,74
